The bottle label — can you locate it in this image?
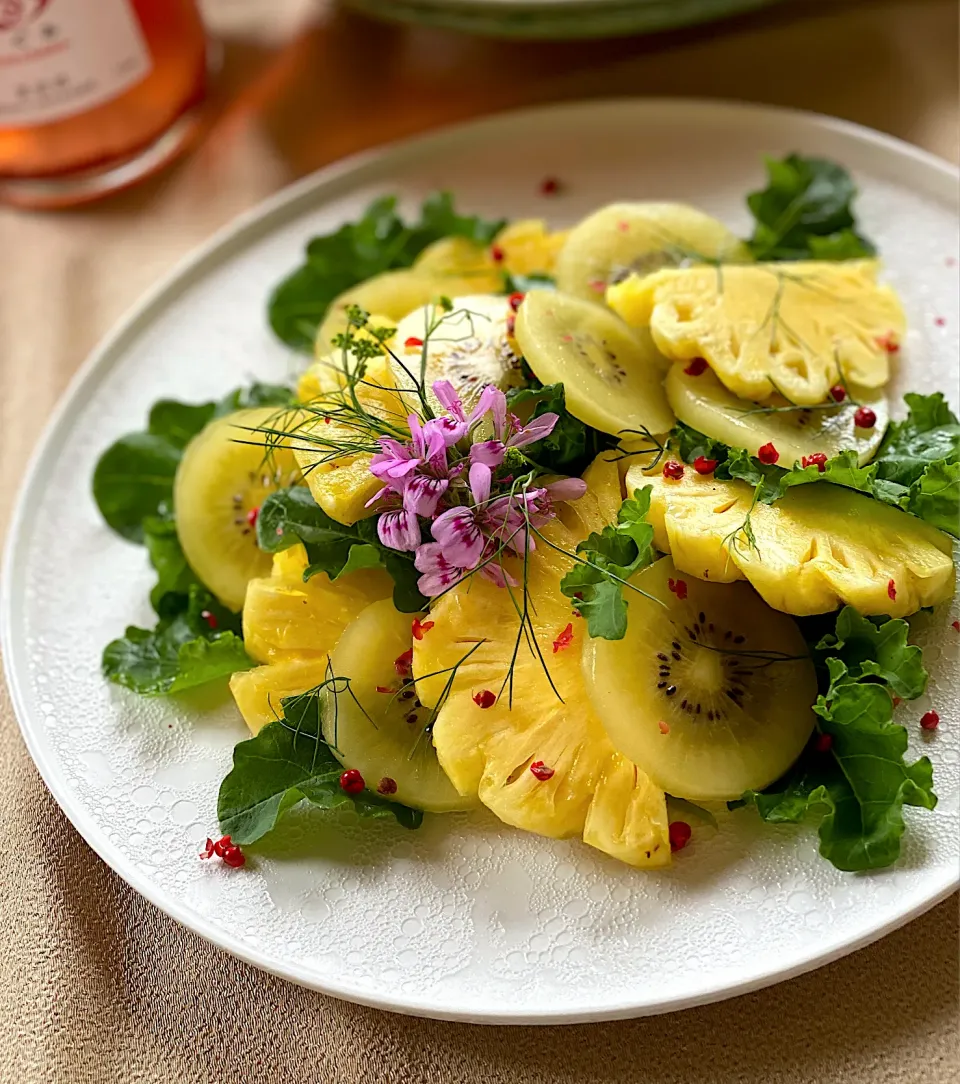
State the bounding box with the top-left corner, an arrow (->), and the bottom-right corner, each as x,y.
0,0 -> 152,128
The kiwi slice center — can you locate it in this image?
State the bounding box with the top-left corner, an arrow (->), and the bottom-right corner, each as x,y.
655,612 -> 754,723
571,332 -> 629,386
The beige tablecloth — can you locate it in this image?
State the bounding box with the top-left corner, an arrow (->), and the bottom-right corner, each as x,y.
1,1 -> 957,1081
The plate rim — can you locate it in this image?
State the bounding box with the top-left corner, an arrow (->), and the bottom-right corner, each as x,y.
3,97 -> 958,1025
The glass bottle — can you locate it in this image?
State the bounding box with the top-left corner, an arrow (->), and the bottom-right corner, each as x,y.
0,0 -> 208,208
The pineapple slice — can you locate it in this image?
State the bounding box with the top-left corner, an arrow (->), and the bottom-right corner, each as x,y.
608,260 -> 904,405
631,467 -> 955,618
242,544 -> 393,664
414,219 -> 567,283
292,349 -> 408,525
232,544 -> 393,734
413,518 -> 671,867
556,451 -> 623,537
231,655 -> 328,735
495,218 -> 569,275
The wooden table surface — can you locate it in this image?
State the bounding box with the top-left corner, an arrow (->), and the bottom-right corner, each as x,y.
0,2 -> 957,1082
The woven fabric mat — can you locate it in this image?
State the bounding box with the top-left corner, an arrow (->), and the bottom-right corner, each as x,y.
1,1 -> 957,1080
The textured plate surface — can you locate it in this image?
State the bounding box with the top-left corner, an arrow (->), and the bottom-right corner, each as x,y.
3,100 -> 958,1024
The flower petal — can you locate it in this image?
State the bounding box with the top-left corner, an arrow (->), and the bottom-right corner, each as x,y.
469,440 -> 506,469
403,475 -> 449,517
415,542 -> 464,596
507,412 -> 559,449
364,485 -> 392,508
432,507 -> 485,568
426,414 -> 468,448
377,508 -> 422,552
543,476 -> 588,502
480,561 -> 519,588
432,380 -> 466,421
468,385 -> 508,437
468,461 -> 492,506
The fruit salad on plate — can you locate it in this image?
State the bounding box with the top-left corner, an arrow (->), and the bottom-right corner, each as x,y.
93,160 -> 958,876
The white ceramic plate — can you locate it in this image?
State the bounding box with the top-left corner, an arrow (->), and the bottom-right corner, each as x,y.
4,100 -> 958,1024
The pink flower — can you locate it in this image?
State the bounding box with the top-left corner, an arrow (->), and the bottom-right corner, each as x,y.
415,542 -> 464,596
377,508 -> 421,551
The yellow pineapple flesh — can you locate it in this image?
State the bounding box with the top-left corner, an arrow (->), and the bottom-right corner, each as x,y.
413,517 -> 671,867
242,544 -> 393,664
231,655 -> 330,736
631,467 -> 955,618
293,346 -> 408,526
232,544 -> 394,734
608,260 -> 904,405
413,219 -> 567,285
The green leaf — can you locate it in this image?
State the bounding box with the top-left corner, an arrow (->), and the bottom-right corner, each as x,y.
569,579 -> 627,640
167,635 -> 254,694
268,193 -> 506,352
812,679 -> 936,870
784,449 -> 875,491
737,609 -> 937,871
217,687 -> 423,844
675,407 -> 958,537
745,154 -> 876,262
907,459 -> 960,535
257,487 -> 428,612
215,382 -> 294,415
670,422 -> 731,467
102,587 -> 249,696
406,190 -> 505,249
143,513 -> 201,616
93,432 -> 184,542
330,543 -> 383,579
814,607 -> 927,699
502,271 -> 556,293
807,229 -> 875,261
875,392 -> 960,486
721,446 -> 784,502
379,549 -> 428,613
560,487 -> 655,640
147,400 -> 217,449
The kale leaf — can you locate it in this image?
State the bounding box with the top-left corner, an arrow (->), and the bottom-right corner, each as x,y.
268,193 -> 506,352
736,609 -> 936,872
217,686 -> 423,844
745,154 -> 876,261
